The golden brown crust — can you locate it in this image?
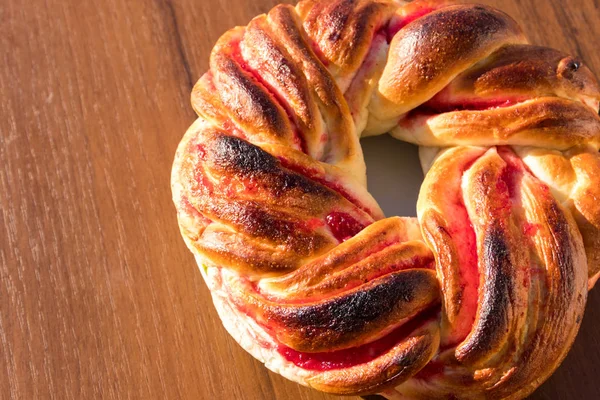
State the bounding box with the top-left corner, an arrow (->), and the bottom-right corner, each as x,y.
413,147 -> 587,399
570,150 -> 600,286
209,28 -> 298,146
266,4 -> 366,179
515,146 -> 600,288
433,45 -> 600,106
391,97 -> 600,149
306,320 -> 441,395
227,269 -> 440,352
370,4 -> 526,122
172,0 -> 600,397
298,0 -> 396,81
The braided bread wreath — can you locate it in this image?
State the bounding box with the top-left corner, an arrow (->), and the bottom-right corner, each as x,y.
171,0 -> 600,398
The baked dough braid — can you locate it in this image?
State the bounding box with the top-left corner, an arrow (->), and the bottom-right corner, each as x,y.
171,0 -> 600,398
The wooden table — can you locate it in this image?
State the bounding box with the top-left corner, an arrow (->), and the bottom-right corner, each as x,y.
2,0 -> 599,398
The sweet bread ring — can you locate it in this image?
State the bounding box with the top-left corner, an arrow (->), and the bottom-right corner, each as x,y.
171,0 -> 600,397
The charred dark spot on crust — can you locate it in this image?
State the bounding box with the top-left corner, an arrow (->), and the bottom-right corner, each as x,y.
458,225 -> 512,361
276,171 -> 332,198
210,134 -> 278,174
207,134 -> 332,198
267,270 -> 438,350
209,199 -> 329,256
482,225 -> 512,317
217,201 -> 296,240
276,307 -> 439,381
187,132 -> 345,259
276,273 -> 415,330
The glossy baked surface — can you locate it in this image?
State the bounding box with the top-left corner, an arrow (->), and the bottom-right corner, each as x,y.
172,0 -> 599,398
3,0 -> 600,399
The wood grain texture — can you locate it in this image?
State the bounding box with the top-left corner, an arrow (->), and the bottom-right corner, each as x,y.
1,0 -> 598,399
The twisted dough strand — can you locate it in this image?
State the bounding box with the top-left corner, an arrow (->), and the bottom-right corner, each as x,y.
172,0 -> 600,398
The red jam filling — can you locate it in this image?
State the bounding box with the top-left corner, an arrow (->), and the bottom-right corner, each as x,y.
523,222 -> 540,237
326,212 -> 366,242
447,204 -> 479,346
439,159 -> 480,347
193,142 -> 207,159
278,308 -> 439,371
444,147 -> 528,346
